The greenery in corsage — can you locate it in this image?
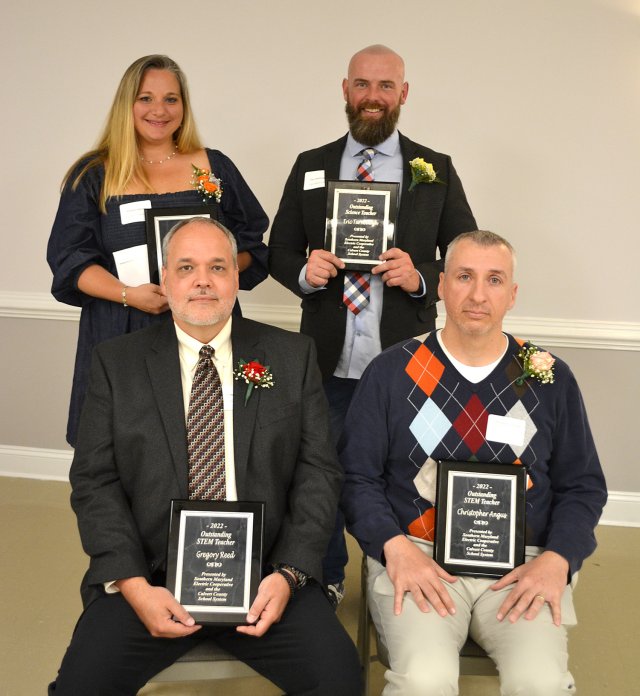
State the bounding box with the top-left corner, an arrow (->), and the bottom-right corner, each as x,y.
234,359 -> 274,405
516,344 -> 555,385
191,164 -> 223,203
408,157 -> 444,191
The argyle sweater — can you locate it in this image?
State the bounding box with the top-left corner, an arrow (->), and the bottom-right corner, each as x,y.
340,332 -> 607,577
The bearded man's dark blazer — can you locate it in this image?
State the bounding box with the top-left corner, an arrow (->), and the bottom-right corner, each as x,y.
268,132 -> 477,378
70,317 -> 340,608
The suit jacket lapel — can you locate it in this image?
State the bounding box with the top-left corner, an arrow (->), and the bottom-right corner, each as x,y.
324,135 -> 348,179
328,133 -> 416,246
146,321 -> 189,496
396,132 -> 419,248
231,319 -> 263,498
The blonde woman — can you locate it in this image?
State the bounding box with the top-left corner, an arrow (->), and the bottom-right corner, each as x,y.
48,55 -> 268,446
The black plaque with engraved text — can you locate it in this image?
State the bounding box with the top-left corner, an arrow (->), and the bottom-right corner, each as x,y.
434,461 -> 525,577
166,500 -> 264,624
324,181 -> 398,270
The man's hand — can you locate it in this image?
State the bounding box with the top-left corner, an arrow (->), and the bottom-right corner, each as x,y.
372,248 -> 421,293
116,576 -> 201,638
383,535 -> 457,617
123,284 -> 169,314
305,249 -> 345,288
236,572 -> 291,637
491,550 -> 569,626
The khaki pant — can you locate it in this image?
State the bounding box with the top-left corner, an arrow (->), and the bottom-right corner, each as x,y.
367,538 -> 577,696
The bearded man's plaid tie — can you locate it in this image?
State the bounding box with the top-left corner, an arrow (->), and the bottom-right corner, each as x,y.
343,147 -> 376,314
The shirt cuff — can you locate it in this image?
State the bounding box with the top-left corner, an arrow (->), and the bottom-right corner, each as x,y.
408,271 -> 426,298
299,264 -> 327,294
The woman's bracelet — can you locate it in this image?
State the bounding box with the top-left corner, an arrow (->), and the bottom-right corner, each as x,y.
121,286 -> 129,307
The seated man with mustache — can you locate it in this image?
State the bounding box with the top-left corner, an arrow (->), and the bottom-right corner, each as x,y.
48,218 -> 362,695
269,44 -> 477,605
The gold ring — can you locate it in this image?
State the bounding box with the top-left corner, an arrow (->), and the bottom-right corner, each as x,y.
535,594 -> 545,602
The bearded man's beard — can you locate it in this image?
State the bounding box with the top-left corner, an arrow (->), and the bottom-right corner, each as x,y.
345,100 -> 401,146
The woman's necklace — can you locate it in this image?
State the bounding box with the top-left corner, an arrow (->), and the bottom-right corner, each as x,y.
139,146 -> 178,165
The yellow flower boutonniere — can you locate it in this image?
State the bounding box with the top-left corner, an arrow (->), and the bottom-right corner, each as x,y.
408,157 -> 445,192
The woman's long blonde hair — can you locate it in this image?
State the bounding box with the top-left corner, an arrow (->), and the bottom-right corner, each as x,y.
62,55 -> 202,212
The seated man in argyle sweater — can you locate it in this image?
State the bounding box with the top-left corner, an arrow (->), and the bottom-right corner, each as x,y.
340,230 -> 606,696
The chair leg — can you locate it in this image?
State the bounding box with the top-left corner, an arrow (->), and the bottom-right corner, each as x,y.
357,554 -> 371,696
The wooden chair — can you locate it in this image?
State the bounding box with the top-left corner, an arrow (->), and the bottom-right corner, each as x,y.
357,555 -> 497,695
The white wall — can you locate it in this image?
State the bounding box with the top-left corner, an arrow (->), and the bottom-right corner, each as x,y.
2,0 -> 639,520
3,0 -> 639,318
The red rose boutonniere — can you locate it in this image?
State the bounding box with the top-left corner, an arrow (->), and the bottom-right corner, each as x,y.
515,344 -> 555,386
234,359 -> 274,405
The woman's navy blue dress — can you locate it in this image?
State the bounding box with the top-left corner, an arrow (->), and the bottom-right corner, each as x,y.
47,149 -> 269,446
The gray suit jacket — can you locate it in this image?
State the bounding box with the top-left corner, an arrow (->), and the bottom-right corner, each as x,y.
268,132 -> 477,377
70,317 -> 340,608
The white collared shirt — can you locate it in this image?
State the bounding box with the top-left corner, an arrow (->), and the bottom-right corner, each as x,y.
174,318 -> 238,501
104,318 -> 238,594
298,130 -> 424,379
334,131 -> 403,378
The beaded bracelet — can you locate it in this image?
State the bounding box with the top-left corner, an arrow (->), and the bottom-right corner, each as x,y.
273,563 -> 309,598
121,287 -> 129,307
273,567 -> 297,599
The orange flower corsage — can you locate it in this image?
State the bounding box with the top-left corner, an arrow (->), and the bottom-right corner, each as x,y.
191,164 -> 223,203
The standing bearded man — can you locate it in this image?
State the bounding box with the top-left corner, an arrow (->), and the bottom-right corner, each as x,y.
269,44 -> 477,603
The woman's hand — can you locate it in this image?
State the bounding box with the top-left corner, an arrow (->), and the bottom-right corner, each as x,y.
77,265 -> 169,314
123,284 -> 169,314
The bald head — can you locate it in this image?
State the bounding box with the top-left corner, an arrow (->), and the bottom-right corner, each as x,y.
347,44 -> 405,82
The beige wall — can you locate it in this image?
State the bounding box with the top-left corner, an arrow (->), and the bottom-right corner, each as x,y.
2,1 -> 639,500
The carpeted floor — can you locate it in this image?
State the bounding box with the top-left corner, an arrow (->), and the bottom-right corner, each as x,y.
1,476 -> 637,695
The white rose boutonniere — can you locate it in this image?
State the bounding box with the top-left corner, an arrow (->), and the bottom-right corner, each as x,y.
408,157 -> 445,192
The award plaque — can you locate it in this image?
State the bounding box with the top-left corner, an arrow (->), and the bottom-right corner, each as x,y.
434,461 -> 526,577
166,500 -> 264,625
145,206 -> 219,284
324,181 -> 399,270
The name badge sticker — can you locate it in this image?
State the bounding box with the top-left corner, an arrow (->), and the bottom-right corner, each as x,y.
120,200 -> 152,225
113,245 -> 150,285
486,414 -> 525,447
303,170 -> 325,190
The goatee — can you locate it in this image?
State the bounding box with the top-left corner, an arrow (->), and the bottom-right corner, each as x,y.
345,101 -> 401,146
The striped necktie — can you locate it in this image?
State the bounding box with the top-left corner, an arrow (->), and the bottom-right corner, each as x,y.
187,345 -> 226,500
344,148 -> 376,314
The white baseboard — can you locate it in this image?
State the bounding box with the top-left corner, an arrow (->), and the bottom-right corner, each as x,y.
1,291 -> 639,350
598,492 -> 640,528
0,445 -> 72,481
1,445 -> 638,527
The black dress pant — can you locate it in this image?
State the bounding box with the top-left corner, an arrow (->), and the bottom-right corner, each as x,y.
48,583 -> 362,695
